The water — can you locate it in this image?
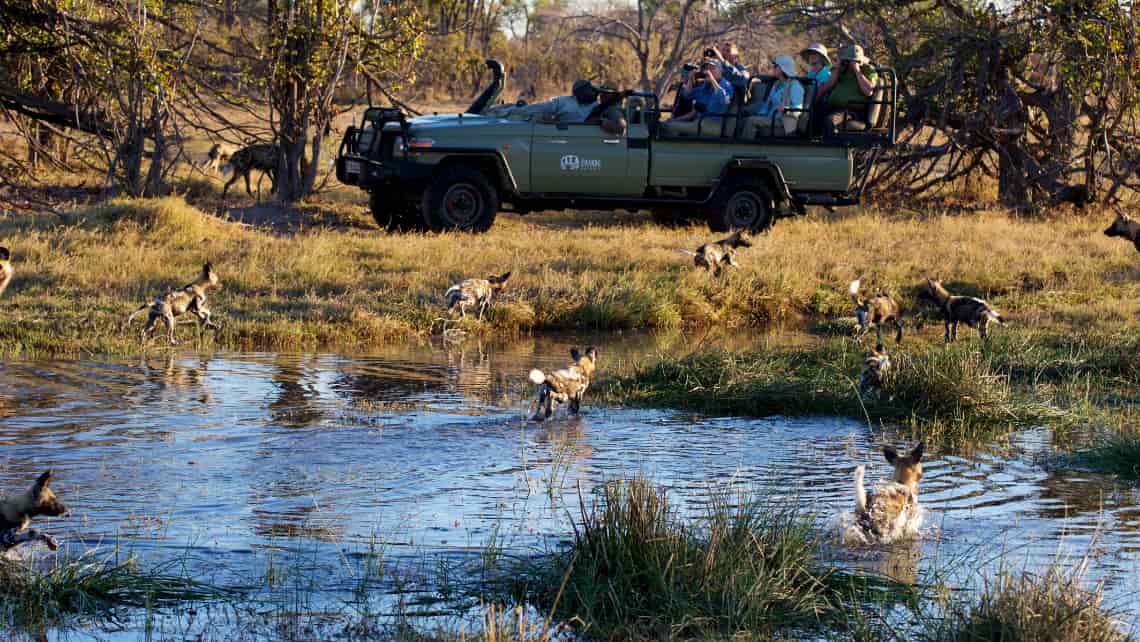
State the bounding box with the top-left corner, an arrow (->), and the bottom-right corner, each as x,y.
1,333 -> 1138,638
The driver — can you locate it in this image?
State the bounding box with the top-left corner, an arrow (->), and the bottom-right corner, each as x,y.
494,79 -> 599,122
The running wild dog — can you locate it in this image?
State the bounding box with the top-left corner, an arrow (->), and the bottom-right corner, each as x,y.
1104,208 -> 1140,253
445,272 -> 511,319
681,230 -> 752,276
202,143 -> 237,174
528,347 -> 598,421
1,471 -> 67,552
222,143 -> 279,198
858,342 -> 893,397
853,443 -> 924,543
849,279 -> 904,343
0,246 -> 12,299
918,277 -> 1004,342
125,262 -> 221,345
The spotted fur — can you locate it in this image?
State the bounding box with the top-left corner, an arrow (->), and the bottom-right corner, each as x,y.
1104,209 -> 1140,253
919,277 -> 1004,342
445,271 -> 511,319
854,443 -> 924,543
124,262 -> 221,345
858,342 -> 892,397
201,143 -> 237,174
528,347 -> 598,421
849,279 -> 904,343
222,143 -> 279,198
1,470 -> 67,552
0,246 -> 12,299
681,230 -> 752,276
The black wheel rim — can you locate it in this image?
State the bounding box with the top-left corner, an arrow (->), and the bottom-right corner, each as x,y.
441,184 -> 483,228
726,191 -> 767,230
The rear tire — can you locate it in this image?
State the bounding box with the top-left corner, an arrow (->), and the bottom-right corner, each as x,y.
370,191 -> 423,232
706,176 -> 775,233
421,166 -> 498,233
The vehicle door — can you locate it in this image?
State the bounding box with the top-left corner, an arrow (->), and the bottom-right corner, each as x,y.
530,117 -> 639,195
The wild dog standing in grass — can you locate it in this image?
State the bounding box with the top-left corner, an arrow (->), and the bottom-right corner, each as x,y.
222,143 -> 278,199
858,342 -> 893,398
1104,208 -> 1140,253
0,247 -> 12,299
918,277 -> 1004,343
1,471 -> 67,552
445,272 -> 511,320
528,347 -> 598,421
201,143 -> 237,174
680,230 -> 752,276
125,262 -> 221,345
852,443 -> 924,544
849,279 -> 904,344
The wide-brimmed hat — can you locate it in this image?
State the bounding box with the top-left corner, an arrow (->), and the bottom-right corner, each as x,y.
837,44 -> 870,64
772,55 -> 797,78
799,43 -> 832,67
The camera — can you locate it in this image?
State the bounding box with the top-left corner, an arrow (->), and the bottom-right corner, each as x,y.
704,48 -> 718,58
694,71 -> 708,81
682,62 -> 698,72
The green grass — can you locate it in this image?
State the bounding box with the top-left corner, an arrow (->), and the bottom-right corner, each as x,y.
505,478 -> 914,640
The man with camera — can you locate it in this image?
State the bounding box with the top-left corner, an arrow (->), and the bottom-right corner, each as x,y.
810,44 -> 878,136
671,59 -> 732,124
709,43 -> 748,86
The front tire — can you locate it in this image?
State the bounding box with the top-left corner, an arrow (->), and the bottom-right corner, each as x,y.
706,177 -> 775,233
421,167 -> 499,233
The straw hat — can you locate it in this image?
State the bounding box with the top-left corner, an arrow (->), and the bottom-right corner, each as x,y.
837,44 -> 870,64
799,43 -> 832,67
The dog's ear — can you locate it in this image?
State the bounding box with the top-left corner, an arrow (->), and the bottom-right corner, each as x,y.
491,271 -> 511,284
586,346 -> 597,360
883,445 -> 899,464
32,470 -> 54,496
570,347 -> 582,361
0,247 -> 9,261
910,441 -> 924,462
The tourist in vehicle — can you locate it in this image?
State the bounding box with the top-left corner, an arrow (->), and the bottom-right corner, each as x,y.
711,42 -> 748,86
811,44 -> 878,135
746,55 -> 804,136
800,43 -> 832,84
671,59 -> 732,123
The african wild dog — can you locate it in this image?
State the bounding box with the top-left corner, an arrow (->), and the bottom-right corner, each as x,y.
528,347 -> 598,421
852,442 -> 924,543
1104,208 -> 1140,253
858,342 -> 893,398
125,262 -> 221,345
0,246 -> 11,299
445,272 -> 512,319
222,143 -> 279,198
681,230 -> 752,276
201,143 -> 237,174
1,470 -> 67,552
849,279 -> 904,344
918,277 -> 1004,343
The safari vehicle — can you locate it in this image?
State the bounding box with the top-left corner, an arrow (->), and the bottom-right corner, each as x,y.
335,60 -> 897,233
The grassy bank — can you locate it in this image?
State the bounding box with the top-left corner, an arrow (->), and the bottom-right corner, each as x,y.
600,332 -> 1138,445
0,195 -> 1136,357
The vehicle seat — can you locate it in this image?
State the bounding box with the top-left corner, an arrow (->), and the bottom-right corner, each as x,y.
661,83 -> 746,139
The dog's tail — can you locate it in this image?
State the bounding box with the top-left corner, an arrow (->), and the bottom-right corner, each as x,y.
848,279 -> 862,304
528,369 -> 547,385
444,285 -> 462,310
854,464 -> 868,514
123,303 -> 150,329
985,306 -> 1004,324
677,249 -> 698,257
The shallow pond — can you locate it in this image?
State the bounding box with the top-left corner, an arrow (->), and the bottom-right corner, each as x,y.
1,332 -> 1138,639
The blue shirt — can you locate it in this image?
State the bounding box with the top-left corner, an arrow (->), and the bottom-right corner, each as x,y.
806,66 -> 831,86
682,78 -> 732,116
721,62 -> 748,86
750,79 -> 804,119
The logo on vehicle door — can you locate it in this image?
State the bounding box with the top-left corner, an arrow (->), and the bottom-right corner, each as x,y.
560,154 -> 601,172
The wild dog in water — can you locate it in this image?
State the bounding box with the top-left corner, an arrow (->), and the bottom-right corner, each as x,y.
849,279 -> 904,344
445,272 -> 511,319
918,277 -> 1004,343
201,143 -> 237,174
853,443 -> 924,543
1104,208 -> 1140,253
125,262 -> 221,345
0,246 -> 12,299
680,230 -> 752,276
528,347 -> 598,421
1,471 -> 67,552
858,342 -> 893,398
222,143 -> 279,198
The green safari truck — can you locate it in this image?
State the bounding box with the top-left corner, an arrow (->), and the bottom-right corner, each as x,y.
336,60 -> 897,233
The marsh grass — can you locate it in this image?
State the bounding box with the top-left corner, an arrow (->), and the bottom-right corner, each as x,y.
926,560 -> 1132,642
1,196 -> 1136,357
0,550 -> 236,628
1062,431 -> 1140,478
511,478 -> 912,640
